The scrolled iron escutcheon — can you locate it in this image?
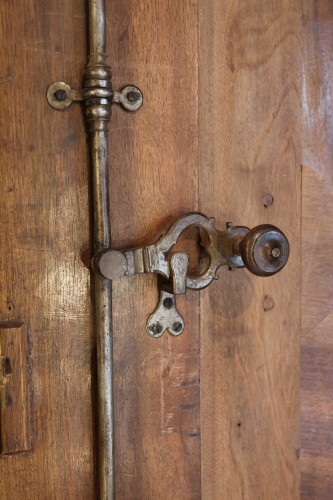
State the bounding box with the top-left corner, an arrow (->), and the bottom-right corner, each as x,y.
93,212 -> 289,336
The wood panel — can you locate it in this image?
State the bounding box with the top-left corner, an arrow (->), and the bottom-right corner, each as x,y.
301,2 -> 333,498
0,1 -> 305,498
109,2 -> 201,499
0,0 -> 94,497
0,323 -> 30,455
199,1 -> 302,498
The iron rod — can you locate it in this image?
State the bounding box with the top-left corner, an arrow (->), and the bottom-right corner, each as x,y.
88,0 -> 106,58
85,1 -> 114,498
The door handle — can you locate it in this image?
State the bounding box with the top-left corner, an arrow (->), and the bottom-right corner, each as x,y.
93,212 -> 289,337
45,0 -> 290,497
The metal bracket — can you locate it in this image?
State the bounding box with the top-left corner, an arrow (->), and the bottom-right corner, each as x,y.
47,81 -> 143,112
45,4 -> 144,494
147,290 -> 185,338
93,212 -> 290,337
46,2 -> 144,496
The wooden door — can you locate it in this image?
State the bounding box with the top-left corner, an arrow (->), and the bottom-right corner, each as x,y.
301,1 -> 333,498
0,1 -> 307,499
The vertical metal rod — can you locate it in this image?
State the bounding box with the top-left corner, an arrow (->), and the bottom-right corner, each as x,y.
88,0 -> 106,57
46,1 -> 143,496
85,1 -> 114,498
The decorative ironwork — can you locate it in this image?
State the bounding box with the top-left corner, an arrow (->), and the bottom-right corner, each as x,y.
93,212 -> 289,337
47,1 -> 142,498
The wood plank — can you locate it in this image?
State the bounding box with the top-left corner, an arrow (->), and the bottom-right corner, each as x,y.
108,2 -> 201,498
199,1 -> 302,498
301,454 -> 333,499
0,0 -> 95,497
301,2 -> 333,498
0,324 -> 30,455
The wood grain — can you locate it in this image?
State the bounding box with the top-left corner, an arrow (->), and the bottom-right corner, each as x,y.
199,1 -> 302,498
0,0 -> 94,497
109,2 -> 201,499
0,324 -> 29,455
0,1 -> 305,498
301,2 -> 333,498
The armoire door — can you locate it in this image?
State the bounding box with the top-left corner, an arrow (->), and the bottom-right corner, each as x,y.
0,1 -> 302,499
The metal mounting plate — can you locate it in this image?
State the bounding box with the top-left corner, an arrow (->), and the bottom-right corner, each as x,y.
147,290 -> 184,338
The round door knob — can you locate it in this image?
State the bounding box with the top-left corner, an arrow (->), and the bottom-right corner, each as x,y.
239,225 -> 289,277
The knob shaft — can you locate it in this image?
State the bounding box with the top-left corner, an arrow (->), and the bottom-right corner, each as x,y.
239,225 -> 289,277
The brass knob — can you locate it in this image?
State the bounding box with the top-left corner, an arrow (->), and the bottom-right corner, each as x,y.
239,225 -> 289,277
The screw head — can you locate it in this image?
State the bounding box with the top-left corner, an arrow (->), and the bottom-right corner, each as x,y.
163,297 -> 174,309
119,85 -> 143,111
47,82 -> 73,110
54,89 -> 68,101
271,247 -> 281,258
172,322 -> 183,333
126,90 -> 141,102
149,323 -> 163,336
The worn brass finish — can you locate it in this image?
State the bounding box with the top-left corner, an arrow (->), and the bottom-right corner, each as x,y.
46,1 -> 143,498
94,213 -> 245,288
94,213 -> 289,337
93,213 -> 289,287
239,224 -> 289,277
84,3 -> 114,498
47,81 -> 143,112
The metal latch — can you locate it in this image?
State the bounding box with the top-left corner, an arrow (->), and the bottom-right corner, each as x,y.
92,212 -> 289,337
